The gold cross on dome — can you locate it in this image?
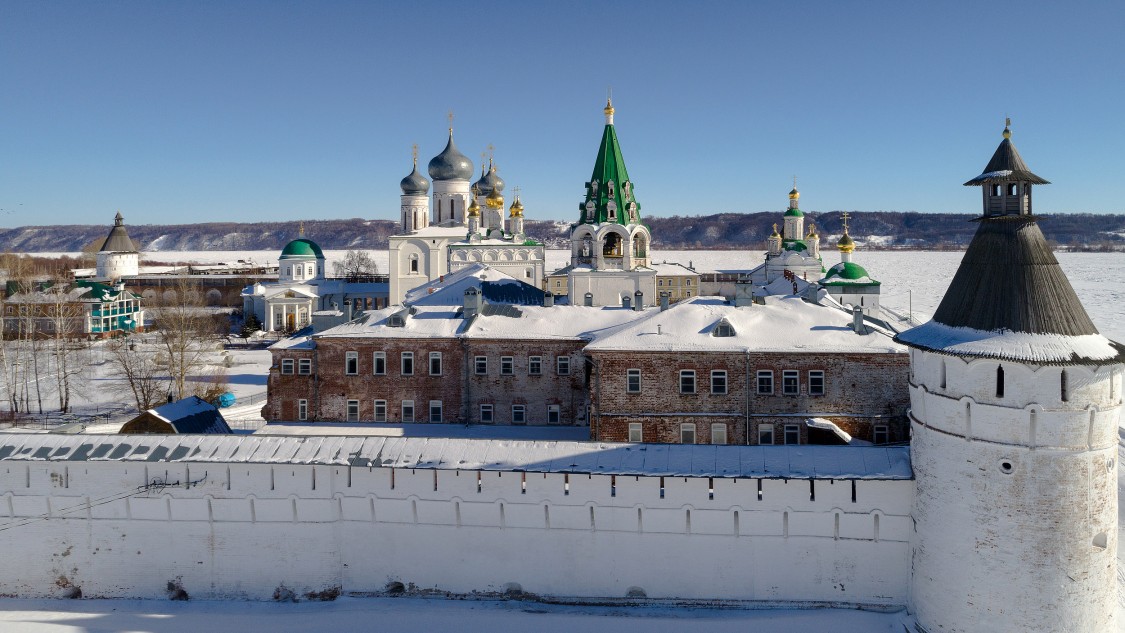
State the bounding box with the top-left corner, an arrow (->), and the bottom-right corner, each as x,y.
447,110 -> 454,131
840,211 -> 851,232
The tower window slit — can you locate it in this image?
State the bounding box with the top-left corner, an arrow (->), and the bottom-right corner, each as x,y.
996,365 -> 1005,398
1061,370 -> 1069,402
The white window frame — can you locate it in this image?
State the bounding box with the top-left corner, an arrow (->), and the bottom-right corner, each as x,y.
680,423 -> 696,444
374,399 -> 387,422
512,404 -> 526,424
346,399 -> 359,422
500,356 -> 514,375
626,368 -> 641,393
628,422 -> 643,442
281,359 -> 294,375
782,370 -> 799,395
401,400 -> 414,423
547,404 -> 560,424
556,356 -> 570,375
298,358 -> 312,375
874,424 -> 889,445
711,370 -> 727,395
711,423 -> 727,445
480,403 -> 494,424
808,370 -> 825,396
345,351 -> 359,375
679,370 -> 696,394
297,399 -> 307,421
429,400 -> 442,423
372,352 -> 386,375
528,356 -> 542,375
758,424 -> 775,445
757,370 -> 774,395
429,351 -> 442,376
474,356 -> 487,375
784,424 -> 800,445
401,351 -> 414,376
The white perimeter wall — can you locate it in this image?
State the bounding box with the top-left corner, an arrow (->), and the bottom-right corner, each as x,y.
0,462 -> 913,604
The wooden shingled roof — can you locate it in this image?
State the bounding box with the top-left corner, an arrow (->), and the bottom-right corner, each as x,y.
963,135 -> 1050,186
932,216 -> 1096,336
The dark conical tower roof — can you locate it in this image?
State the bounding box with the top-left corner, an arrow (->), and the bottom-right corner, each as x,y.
99,212 -> 139,252
896,127 -> 1123,365
963,123 -> 1050,186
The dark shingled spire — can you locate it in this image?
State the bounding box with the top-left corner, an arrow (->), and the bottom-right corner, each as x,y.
963,123 -> 1049,186
99,212 -> 138,252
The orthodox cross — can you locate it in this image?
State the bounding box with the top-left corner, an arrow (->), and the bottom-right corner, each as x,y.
487,143 -> 495,167
513,185 -> 521,199
447,110 -> 454,132
840,211 -> 851,233
411,144 -> 418,166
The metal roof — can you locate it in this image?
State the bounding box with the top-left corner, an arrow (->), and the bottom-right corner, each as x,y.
0,434 -> 912,480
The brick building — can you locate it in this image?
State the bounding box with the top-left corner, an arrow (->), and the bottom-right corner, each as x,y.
585,295 -> 909,445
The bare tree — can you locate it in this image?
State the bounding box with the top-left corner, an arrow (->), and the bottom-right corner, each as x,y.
105,335 -> 166,412
42,277 -> 89,412
332,249 -> 379,281
149,278 -> 225,400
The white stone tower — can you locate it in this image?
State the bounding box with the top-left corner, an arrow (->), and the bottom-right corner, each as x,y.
428,118 -> 474,227
95,212 -> 140,281
399,146 -> 430,232
896,122 -> 1123,633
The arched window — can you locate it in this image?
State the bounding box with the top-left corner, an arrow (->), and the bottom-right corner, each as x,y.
409,255 -> 419,274
1008,183 -> 1018,196
991,185 -> 1001,197
996,365 -> 1005,398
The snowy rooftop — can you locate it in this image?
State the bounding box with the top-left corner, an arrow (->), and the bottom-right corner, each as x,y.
404,263 -> 530,306
895,320 -> 1125,365
0,434 -> 912,479
586,296 -> 904,354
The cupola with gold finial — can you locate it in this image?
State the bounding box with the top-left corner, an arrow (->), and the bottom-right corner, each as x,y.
467,196 -> 481,218
509,195 -> 524,218
836,211 -> 856,262
767,222 -> 783,256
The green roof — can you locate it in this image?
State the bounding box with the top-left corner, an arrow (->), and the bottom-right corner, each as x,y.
578,123 -> 641,226
783,208 -> 804,217
821,261 -> 880,285
280,238 -> 325,259
783,240 -> 808,252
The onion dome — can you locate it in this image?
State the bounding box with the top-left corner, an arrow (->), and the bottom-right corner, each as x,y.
399,159 -> 430,195
280,237 -> 325,260
789,187 -> 800,201
837,232 -> 855,252
784,207 -> 804,218
482,164 -> 504,194
467,197 -> 481,218
806,223 -> 819,239
509,196 -> 524,217
485,187 -> 504,210
472,165 -> 490,196
822,261 -> 876,284
428,130 -> 474,181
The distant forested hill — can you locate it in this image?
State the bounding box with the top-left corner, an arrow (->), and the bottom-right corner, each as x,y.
2,212 -> 1123,253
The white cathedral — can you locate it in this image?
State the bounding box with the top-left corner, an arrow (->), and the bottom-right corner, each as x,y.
387,131 -> 546,306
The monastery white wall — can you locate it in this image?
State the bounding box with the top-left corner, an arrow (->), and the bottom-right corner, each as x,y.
0,461 -> 913,604
95,251 -> 139,280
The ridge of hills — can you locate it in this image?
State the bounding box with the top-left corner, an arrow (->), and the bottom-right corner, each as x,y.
2,211 -> 1123,254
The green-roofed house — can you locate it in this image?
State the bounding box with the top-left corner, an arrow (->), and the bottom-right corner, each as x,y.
2,279 -> 143,338
565,100 -> 657,307
818,216 -> 881,314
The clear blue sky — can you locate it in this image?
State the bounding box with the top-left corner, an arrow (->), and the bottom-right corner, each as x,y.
2,1 -> 1123,227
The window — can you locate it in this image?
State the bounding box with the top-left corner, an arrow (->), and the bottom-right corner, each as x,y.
711,423 -> 727,445
480,404 -> 494,424
512,404 -> 526,424
784,424 -> 800,445
758,424 -> 775,445
347,400 -> 359,422
410,257 -> 418,273
557,356 -> 570,375
873,425 -> 889,445
500,356 -> 514,375
628,423 -> 643,442
429,400 -> 443,423
680,423 -> 696,444
528,356 -> 542,375
547,404 -> 560,424
626,369 -> 641,393
298,359 -> 312,375
995,365 -> 1005,398
474,356 -> 487,375
757,371 -> 774,395
374,400 -> 387,422
808,370 -> 825,396
401,352 -> 414,376
711,370 -> 727,395
429,352 -> 442,376
782,370 -> 799,395
401,400 -> 414,423
281,359 -> 294,375
680,370 -> 696,394
373,352 -> 386,375
712,319 -> 734,337
297,399 -> 307,421
345,352 -> 359,375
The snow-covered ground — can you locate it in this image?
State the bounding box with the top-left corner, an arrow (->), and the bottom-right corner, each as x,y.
0,596 -> 911,632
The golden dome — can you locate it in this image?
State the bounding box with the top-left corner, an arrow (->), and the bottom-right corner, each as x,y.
788,187 -> 800,201
604,98 -> 615,118
485,188 -> 504,209
1002,116 -> 1011,139
806,223 -> 818,238
770,223 -> 780,238
837,232 -> 855,253
467,197 -> 481,217
509,196 -> 524,217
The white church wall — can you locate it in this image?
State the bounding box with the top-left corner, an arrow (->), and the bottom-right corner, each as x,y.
0,459 -> 913,604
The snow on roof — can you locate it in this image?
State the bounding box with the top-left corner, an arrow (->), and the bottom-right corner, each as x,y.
806,418 -> 853,444
404,263 -> 527,306
139,397 -> 232,434
316,305 -> 465,339
895,320 -> 1125,365
586,296 -> 904,354
0,434 -> 912,480
466,304 -> 651,340
648,262 -> 698,276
